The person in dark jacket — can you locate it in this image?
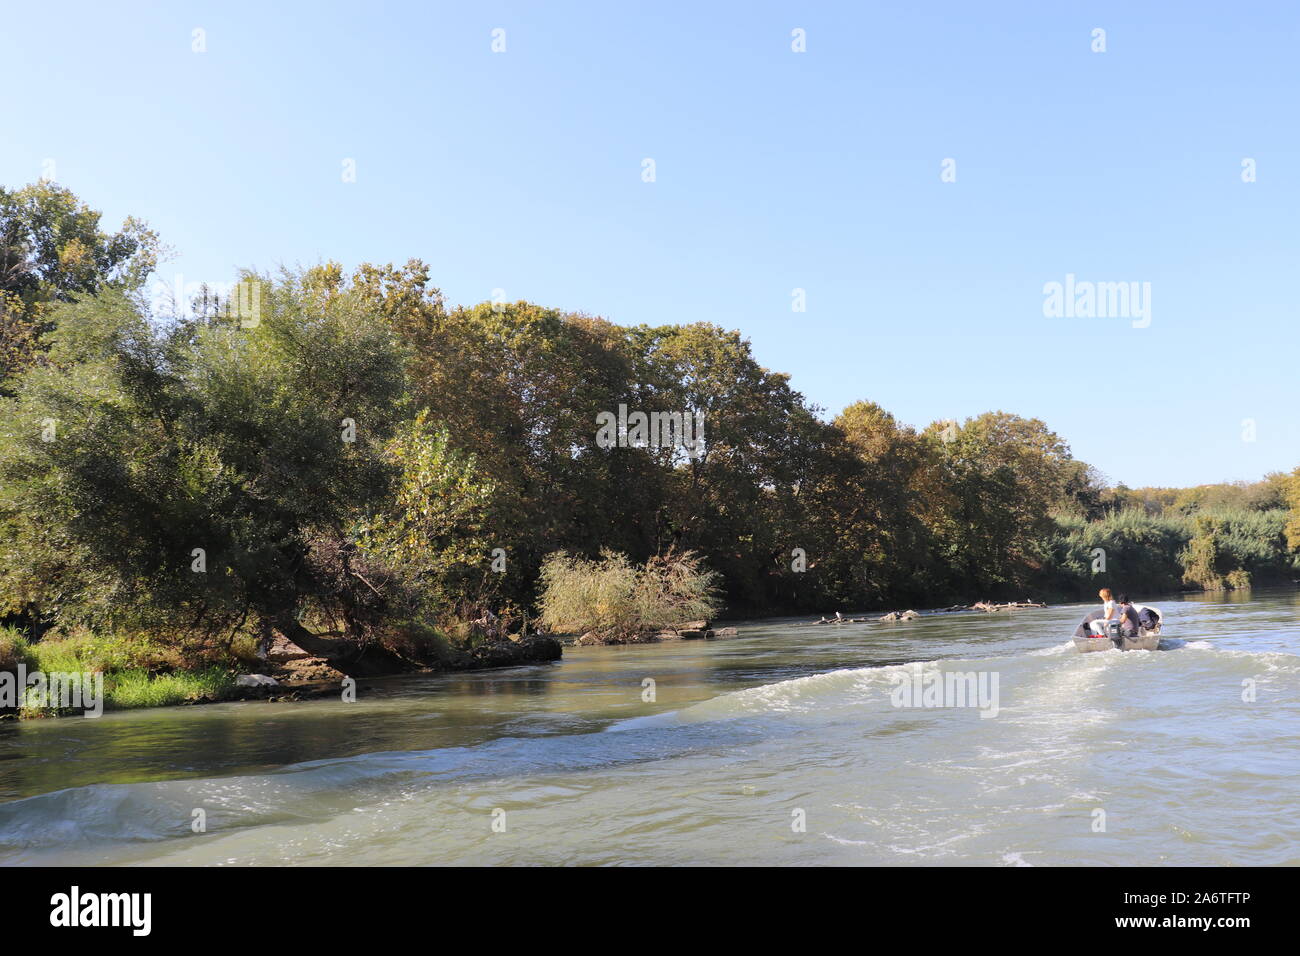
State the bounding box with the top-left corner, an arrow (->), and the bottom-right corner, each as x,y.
1116,594 -> 1141,636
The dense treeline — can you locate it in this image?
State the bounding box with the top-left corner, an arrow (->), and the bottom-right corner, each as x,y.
1,184 -> 1298,677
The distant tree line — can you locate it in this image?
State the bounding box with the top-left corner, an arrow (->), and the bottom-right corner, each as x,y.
1,183 -> 1297,673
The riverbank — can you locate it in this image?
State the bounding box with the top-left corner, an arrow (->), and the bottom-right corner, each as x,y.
0,627 -> 562,720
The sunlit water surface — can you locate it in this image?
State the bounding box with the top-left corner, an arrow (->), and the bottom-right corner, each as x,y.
2,589 -> 1297,865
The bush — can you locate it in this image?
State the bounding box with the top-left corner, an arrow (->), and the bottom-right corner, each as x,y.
1037,510 -> 1189,597
1034,507 -> 1294,598
538,549 -> 720,641
0,624 -> 34,673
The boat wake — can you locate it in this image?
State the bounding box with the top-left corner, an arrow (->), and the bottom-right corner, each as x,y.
2,623 -> 1296,865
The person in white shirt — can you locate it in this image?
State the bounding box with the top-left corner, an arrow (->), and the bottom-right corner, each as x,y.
1088,587 -> 1118,635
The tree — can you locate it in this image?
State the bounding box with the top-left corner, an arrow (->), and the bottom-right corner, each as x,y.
0,271 -> 492,676
0,181 -> 160,385
821,401 -> 933,604
627,322 -> 822,610
356,410 -> 495,616
1284,467 -> 1300,553
912,412 -> 1078,596
1181,516 -> 1231,590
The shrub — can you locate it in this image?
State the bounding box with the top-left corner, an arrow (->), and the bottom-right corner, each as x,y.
0,625 -> 34,673
1035,507 -> 1294,598
538,549 -> 720,641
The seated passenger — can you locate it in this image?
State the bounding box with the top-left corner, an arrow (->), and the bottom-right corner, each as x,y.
1088,588 -> 1119,635
1115,594 -> 1140,636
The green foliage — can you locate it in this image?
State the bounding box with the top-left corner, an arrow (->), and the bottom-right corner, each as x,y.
1178,512 -> 1280,591
0,271 -> 414,647
1,181 -> 160,385
0,624 -> 35,673
1037,508 -> 1291,598
357,410 -> 495,614
1110,477 -> 1288,517
1045,510 -> 1190,596
23,628 -> 180,674
538,550 -> 721,640
18,667 -> 236,716
1284,467 -> 1300,553
1181,516 -> 1228,590
5,627 -> 235,716
100,667 -> 235,710
2,186 -> 1297,686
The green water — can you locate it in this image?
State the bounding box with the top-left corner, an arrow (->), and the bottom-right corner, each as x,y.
2,588 -> 1297,865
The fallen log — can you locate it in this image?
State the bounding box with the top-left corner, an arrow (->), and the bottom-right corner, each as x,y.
796,599 -> 1047,627
971,600 -> 1047,612
797,612 -> 874,626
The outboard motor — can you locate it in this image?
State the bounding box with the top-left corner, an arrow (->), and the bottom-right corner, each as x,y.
1105,619 -> 1124,646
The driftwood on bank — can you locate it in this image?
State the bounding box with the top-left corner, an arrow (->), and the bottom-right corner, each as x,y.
797,600 -> 1047,626
573,621 -> 741,645
798,610 -> 920,626
970,600 -> 1047,612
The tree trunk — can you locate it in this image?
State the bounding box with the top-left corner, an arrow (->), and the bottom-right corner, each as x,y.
274,617 -> 412,678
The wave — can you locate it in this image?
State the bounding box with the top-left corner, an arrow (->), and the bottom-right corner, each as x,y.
4,632 -> 1295,862
0,717 -> 773,859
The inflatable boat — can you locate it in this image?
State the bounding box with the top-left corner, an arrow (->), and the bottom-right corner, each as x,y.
1072,605 -> 1162,653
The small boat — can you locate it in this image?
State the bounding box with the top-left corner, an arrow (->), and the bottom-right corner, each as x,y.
1074,630 -> 1161,653
1072,605 -> 1162,653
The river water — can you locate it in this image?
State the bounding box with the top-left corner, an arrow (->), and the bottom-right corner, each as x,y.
2,589 -> 1297,866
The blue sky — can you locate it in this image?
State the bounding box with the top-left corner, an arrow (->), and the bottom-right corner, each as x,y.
3,1 -> 1296,488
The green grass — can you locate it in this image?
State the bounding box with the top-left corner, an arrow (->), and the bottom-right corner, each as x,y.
3,628 -> 239,718
25,628 -> 179,673
103,666 -> 236,710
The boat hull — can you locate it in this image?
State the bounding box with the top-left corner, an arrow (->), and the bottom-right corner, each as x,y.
1073,630 -> 1161,653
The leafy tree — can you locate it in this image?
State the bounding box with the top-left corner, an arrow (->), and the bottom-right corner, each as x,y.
356,410 -> 495,615
627,322 -> 819,610
0,182 -> 160,385
0,271 -> 491,675
910,412 -> 1075,596
1181,516 -> 1232,590
819,402 -> 933,604
1283,467 -> 1300,553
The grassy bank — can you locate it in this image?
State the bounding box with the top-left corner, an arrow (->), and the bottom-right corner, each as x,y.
0,626 -> 239,717
0,620 -> 564,719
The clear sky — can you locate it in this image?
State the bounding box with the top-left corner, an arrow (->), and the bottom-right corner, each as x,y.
3,1 -> 1296,488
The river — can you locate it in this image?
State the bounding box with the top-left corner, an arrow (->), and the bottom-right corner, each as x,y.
2,589 -> 1297,866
